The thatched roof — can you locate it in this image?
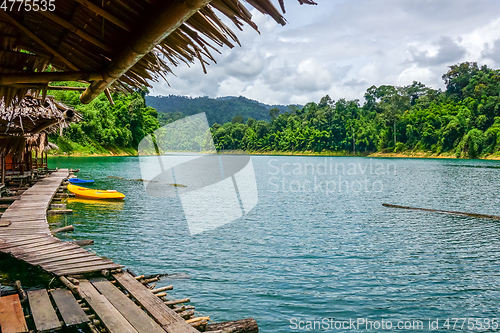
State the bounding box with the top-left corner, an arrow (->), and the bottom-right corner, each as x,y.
0,0 -> 316,105
0,94 -> 80,136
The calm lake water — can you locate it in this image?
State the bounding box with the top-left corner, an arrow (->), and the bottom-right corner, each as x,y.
4,155 -> 500,332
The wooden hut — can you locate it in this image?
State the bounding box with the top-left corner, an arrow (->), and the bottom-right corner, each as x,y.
0,94 -> 79,184
0,0 -> 317,106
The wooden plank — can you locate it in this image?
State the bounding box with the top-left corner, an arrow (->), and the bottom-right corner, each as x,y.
113,272 -> 198,333
0,234 -> 48,245
0,220 -> 11,227
29,250 -> 94,265
43,257 -> 115,270
27,289 -> 62,332
0,294 -> 29,333
25,249 -> 91,264
2,221 -> 47,227
50,289 -> 89,327
90,278 -> 166,333
79,281 -> 138,333
11,242 -> 73,256
16,242 -> 79,259
2,212 -> 47,218
0,229 -> 49,234
1,239 -> 56,252
51,263 -> 123,276
0,231 -> 50,236
2,217 -> 46,222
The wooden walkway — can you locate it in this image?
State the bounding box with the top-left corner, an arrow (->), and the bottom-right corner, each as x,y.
0,169 -> 122,276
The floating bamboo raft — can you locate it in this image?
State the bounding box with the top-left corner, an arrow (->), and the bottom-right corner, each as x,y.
382,203 -> 500,220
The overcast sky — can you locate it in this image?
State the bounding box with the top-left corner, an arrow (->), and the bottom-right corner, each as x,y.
150,0 -> 500,106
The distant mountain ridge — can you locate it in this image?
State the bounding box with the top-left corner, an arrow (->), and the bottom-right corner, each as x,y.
145,95 -> 298,125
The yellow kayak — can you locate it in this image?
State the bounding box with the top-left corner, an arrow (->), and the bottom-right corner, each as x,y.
67,183 -> 125,200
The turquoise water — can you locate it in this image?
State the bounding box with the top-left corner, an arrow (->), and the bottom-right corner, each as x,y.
39,156 -> 500,331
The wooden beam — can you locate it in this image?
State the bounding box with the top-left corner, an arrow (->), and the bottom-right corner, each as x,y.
0,11 -> 80,71
29,119 -> 58,135
0,84 -> 87,91
80,0 -> 212,104
73,0 -> 132,32
0,72 -> 102,85
39,11 -> 113,53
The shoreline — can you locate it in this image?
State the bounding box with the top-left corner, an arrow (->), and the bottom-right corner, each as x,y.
48,150 -> 500,160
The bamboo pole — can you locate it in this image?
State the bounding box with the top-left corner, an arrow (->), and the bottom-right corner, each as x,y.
51,225 -> 74,234
186,316 -> 209,324
152,285 -> 173,293
0,84 -> 88,91
206,319 -> 258,333
73,0 -> 131,31
79,0 -> 212,104
164,298 -> 190,306
382,203 -> 500,220
0,11 -> 80,71
0,72 -> 102,85
39,11 -> 113,53
60,276 -> 79,294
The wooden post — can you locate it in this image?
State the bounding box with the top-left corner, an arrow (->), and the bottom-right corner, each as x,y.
20,150 -> 24,174
1,152 -> 4,184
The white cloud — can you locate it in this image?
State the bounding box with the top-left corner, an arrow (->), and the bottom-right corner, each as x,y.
150,0 -> 500,105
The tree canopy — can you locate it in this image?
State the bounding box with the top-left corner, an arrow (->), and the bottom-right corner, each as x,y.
209,62 -> 500,159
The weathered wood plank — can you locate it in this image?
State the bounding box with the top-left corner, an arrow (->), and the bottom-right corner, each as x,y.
51,263 -> 123,276
16,242 -> 79,259
50,288 -> 89,327
43,257 -> 116,270
1,239 -> 56,252
0,234 -> 48,245
79,280 -> 138,333
90,277 -> 166,333
0,230 -> 50,236
0,294 -> 29,333
11,242 -> 74,255
27,289 -> 62,332
113,272 -> 199,333
0,219 -> 11,227
1,217 -> 46,222
26,249 -> 91,264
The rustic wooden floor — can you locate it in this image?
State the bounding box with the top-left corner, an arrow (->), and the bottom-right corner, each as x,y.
0,169 -> 122,276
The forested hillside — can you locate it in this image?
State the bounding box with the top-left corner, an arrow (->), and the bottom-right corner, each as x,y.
48,84 -> 159,155
211,62 -> 500,159
48,62 -> 500,159
146,95 -> 294,126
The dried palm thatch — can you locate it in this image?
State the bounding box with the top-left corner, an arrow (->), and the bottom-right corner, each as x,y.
0,94 -> 80,137
0,93 -> 78,160
0,0 -> 317,105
